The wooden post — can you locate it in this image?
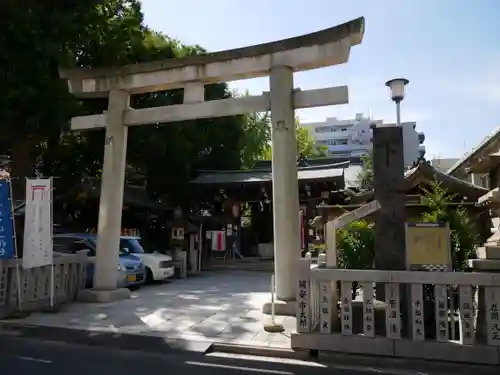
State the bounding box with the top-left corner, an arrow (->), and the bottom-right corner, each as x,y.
296,257 -> 312,333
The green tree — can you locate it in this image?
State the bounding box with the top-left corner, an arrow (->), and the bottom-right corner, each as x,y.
336,219 -> 375,298
2,1 -> 249,208
0,0 -> 105,199
356,152 -> 374,190
36,0 -> 148,194
296,125 -> 328,157
240,112 -> 272,168
420,182 -> 477,270
258,118 -> 328,160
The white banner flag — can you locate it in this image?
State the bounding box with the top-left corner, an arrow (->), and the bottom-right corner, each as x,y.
22,178 -> 53,269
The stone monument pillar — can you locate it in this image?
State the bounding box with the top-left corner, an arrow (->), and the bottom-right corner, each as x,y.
372,125 -> 406,299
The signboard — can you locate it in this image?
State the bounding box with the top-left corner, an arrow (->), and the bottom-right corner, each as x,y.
0,180 -> 16,260
22,179 -> 53,269
405,223 -> 451,271
333,200 -> 381,229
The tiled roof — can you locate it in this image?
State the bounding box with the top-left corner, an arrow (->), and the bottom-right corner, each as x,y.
191,161 -> 362,187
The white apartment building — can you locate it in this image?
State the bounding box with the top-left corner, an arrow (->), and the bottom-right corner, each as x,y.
302,113 -> 425,167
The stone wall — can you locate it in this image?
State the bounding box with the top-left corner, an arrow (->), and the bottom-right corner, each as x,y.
0,252 -> 87,318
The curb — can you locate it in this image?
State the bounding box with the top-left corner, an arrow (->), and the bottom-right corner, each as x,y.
209,343 -> 500,375
2,322 -> 498,375
209,342 -> 312,360
316,352 -> 500,375
0,321 -> 312,360
0,322 -> 213,355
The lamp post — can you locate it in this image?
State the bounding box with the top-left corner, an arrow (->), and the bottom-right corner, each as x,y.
383,78 -> 411,334
385,78 -> 409,126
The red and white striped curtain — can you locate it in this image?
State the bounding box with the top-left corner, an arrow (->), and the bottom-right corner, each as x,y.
299,210 -> 305,251
211,230 -> 226,252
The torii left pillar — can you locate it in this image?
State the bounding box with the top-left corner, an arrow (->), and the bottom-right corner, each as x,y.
78,89 -> 132,302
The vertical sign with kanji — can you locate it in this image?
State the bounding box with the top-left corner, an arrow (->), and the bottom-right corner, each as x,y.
296,258 -> 311,333
0,180 -> 16,260
411,284 -> 425,341
458,285 -> 475,345
22,179 -> 53,269
385,283 -> 401,339
341,281 -> 352,335
434,284 -> 449,342
319,281 -> 332,333
362,282 -> 375,337
485,286 -> 500,346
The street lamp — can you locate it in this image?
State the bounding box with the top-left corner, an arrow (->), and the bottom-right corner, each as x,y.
385,78 -> 409,127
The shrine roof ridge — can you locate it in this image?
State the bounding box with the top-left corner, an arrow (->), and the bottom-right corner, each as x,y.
194,160 -> 351,174
59,17 -> 364,80
348,161 -> 488,203
447,124 -> 500,176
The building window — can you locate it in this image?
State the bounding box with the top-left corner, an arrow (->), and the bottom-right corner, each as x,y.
338,138 -> 348,145
324,138 -> 349,146
315,126 -> 336,133
481,175 -> 490,189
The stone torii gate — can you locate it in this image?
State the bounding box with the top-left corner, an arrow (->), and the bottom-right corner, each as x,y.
59,17 -> 365,305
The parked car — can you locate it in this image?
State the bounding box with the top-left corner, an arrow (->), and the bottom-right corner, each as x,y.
119,236 -> 175,283
53,233 -> 146,289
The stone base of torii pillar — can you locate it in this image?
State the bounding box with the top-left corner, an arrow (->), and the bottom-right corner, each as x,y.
262,300 -> 296,316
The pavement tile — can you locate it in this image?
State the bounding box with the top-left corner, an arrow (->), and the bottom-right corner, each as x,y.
1,271 -> 293,349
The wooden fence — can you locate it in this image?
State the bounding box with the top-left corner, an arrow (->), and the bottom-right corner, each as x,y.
0,251 -> 87,319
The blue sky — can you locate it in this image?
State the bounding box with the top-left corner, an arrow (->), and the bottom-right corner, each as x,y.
140,0 -> 500,158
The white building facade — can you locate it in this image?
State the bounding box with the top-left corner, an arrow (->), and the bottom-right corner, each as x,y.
302,113 -> 425,167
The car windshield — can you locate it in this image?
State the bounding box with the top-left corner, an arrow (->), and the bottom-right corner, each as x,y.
119,238 -> 145,255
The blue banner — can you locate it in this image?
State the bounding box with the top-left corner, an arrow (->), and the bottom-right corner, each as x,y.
0,180 -> 16,259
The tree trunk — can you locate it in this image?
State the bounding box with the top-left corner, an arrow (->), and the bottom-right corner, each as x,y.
10,137 -> 36,203
10,137 -> 37,255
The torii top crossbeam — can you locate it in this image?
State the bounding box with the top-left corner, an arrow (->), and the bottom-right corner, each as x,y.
59,17 -> 364,98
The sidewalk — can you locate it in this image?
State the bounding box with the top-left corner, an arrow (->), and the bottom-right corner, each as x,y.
0,271 -> 295,351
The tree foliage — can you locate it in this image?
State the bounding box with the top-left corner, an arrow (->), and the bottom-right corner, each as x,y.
2,0 -> 335,220
336,218 -> 375,298
0,0 -> 104,197
420,181 -> 478,270
337,219 -> 375,270
296,125 -> 328,158
257,117 -> 328,162
356,152 -> 374,190
240,112 -> 272,168
1,0 -> 248,207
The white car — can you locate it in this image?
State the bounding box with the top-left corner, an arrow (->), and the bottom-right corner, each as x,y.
120,236 -> 175,282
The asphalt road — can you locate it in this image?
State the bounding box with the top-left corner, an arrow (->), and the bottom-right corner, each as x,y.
0,335 -> 425,375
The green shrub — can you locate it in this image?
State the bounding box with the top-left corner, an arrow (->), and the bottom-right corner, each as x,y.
420,181 -> 478,271
336,219 -> 375,270
336,219 -> 375,297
